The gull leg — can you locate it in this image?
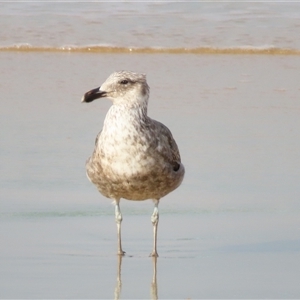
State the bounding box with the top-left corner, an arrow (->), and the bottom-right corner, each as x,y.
114,199 -> 125,256
150,199 -> 160,257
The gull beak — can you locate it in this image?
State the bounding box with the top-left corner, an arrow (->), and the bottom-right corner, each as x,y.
81,87 -> 107,103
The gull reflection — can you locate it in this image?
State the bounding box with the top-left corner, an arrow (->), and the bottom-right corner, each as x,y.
114,256 -> 158,300
151,256 -> 158,300
114,255 -> 122,300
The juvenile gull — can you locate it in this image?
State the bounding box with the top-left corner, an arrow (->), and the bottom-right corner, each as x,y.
82,71 -> 185,257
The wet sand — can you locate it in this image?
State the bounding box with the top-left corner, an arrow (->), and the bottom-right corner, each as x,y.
1,52 -> 300,298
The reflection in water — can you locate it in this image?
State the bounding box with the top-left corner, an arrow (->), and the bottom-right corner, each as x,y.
114,256 -> 158,300
151,257 -> 158,300
114,255 -> 122,300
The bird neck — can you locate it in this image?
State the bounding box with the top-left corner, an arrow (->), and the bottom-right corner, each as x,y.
114,101 -> 148,119
104,102 -> 149,130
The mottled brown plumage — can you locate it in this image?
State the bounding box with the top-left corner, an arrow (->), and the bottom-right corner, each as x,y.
82,71 -> 184,256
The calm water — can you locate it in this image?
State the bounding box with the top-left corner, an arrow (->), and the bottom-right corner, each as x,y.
1,3 -> 300,299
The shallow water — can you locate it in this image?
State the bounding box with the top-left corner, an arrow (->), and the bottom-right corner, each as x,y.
1,52 -> 300,298
1,3 -> 300,298
1,213 -> 300,298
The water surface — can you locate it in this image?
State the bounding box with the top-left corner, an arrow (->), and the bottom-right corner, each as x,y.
1,3 -> 300,299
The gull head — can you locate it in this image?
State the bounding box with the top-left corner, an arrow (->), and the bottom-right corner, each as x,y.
81,71 -> 149,107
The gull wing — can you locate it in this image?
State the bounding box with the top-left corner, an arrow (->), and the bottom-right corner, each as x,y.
151,120 -> 181,171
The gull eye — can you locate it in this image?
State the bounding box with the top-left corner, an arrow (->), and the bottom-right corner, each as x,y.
120,80 -> 129,85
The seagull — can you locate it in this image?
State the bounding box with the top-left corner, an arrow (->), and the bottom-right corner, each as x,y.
82,71 -> 185,257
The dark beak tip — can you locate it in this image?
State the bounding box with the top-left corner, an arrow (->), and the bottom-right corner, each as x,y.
81,87 -> 102,103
